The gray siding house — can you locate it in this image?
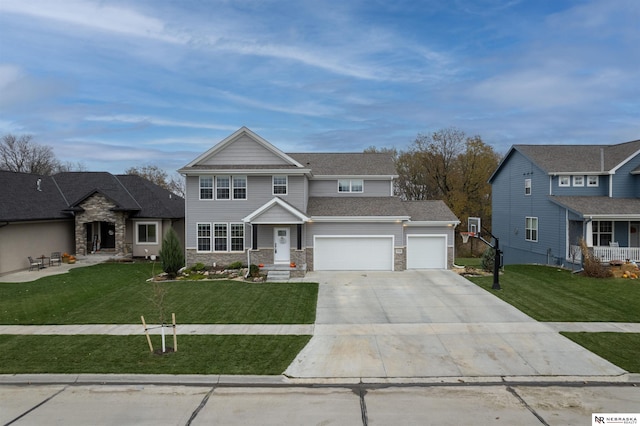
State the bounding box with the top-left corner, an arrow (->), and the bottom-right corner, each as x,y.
179,127 -> 460,274
489,140 -> 640,266
0,171 -> 185,276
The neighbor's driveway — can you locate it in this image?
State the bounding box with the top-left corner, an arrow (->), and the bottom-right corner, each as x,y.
285,270 -> 624,379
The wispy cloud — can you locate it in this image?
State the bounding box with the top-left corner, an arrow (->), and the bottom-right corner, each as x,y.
85,115 -> 238,131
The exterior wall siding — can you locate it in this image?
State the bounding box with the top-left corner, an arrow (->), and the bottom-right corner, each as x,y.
305,222 -> 403,246
612,154 -> 640,197
550,175 -> 609,196
0,220 -> 75,275
308,179 -> 392,197
492,151 -> 568,266
201,135 -> 291,166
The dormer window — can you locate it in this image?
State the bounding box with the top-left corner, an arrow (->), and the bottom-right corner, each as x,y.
338,179 -> 363,193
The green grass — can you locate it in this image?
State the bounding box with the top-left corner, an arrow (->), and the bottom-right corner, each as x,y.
467,264 -> 640,322
561,332 -> 640,373
454,257 -> 482,267
0,263 -> 318,325
0,334 -> 310,374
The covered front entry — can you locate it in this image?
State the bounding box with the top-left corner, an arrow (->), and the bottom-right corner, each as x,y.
314,236 -> 394,271
406,235 -> 447,269
85,221 -> 116,252
273,227 -> 291,264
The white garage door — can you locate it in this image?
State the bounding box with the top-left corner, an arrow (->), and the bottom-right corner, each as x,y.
407,235 -> 447,269
314,236 -> 394,271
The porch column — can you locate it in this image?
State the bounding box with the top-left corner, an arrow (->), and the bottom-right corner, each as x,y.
585,221 -> 593,246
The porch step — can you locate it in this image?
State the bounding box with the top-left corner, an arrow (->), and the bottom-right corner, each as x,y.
267,270 -> 291,282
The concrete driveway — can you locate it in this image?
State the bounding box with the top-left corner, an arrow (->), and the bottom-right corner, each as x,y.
285,270 -> 625,379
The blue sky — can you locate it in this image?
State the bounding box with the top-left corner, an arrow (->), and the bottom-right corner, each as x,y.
1,0 -> 638,175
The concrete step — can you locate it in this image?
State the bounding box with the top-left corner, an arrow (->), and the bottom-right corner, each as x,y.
267,270 -> 291,282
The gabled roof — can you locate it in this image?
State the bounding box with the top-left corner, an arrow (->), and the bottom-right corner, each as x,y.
53,172 -> 142,212
288,153 -> 397,177
181,126 -> 304,171
0,171 -> 70,222
548,196 -> 640,219
0,170 -> 185,223
490,139 -> 640,182
243,197 -> 309,223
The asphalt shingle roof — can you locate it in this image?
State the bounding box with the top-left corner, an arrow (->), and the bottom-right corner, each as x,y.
0,171 -> 184,222
402,200 -> 459,222
288,153 -> 397,176
549,196 -> 640,217
514,140 -> 640,173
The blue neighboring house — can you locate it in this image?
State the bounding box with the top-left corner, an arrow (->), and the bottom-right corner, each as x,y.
489,139 -> 640,266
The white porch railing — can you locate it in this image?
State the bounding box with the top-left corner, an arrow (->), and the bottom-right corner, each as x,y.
570,245 -> 640,263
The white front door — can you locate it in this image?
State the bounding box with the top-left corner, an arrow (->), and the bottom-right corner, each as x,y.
274,227 -> 290,264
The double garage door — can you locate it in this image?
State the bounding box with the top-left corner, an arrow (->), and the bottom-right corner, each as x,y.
314,235 -> 447,271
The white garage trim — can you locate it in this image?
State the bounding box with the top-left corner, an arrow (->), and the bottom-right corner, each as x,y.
314,235 -> 394,271
406,234 -> 447,269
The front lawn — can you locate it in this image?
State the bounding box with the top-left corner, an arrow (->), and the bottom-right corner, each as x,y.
0,263 -> 318,325
561,332 -> 640,373
467,264 -> 640,322
0,334 -> 310,375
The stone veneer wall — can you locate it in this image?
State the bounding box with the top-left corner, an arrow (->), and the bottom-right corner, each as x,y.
394,247 -> 406,271
187,248 -> 308,269
74,194 -> 127,256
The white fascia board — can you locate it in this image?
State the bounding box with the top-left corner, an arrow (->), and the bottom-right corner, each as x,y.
180,168 -> 311,176
310,216 -> 410,223
583,214 -> 640,220
549,172 -> 610,176
610,148 -> 640,174
311,175 -> 398,180
404,220 -> 461,227
243,197 -> 310,223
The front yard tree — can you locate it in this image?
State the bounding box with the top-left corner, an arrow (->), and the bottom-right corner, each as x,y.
158,227 -> 185,279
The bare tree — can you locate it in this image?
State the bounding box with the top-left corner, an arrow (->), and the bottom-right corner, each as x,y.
1,134 -> 58,175
126,164 -> 185,198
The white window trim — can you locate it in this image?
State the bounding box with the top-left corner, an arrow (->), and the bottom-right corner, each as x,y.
230,223 -> 245,252
213,223 -> 228,252
199,176 -> 214,200
272,175 -> 288,195
573,176 -> 584,186
524,178 -> 532,195
559,176 -> 570,187
587,175 -> 599,187
215,176 -> 230,200
196,223 -> 212,253
232,176 -> 247,200
338,179 -> 364,193
136,221 -> 159,245
525,216 -> 538,242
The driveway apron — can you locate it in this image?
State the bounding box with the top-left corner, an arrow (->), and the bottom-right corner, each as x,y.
284,270 -> 624,379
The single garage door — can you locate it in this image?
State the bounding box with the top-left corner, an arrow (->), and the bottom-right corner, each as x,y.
314,236 -> 394,271
406,235 -> 447,269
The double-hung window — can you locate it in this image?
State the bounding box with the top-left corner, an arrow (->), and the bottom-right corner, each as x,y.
216,176 -> 230,200
197,224 -> 211,251
338,179 -> 364,193
233,176 -> 247,200
524,178 -> 531,195
137,222 -> 157,244
214,224 -> 228,251
525,217 -> 538,242
273,176 -> 288,195
230,224 -> 244,251
573,176 -> 584,186
200,177 -> 213,200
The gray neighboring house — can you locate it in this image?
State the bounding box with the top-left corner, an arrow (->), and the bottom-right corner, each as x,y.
489,140 -> 640,266
0,170 -> 185,276
179,127 -> 460,274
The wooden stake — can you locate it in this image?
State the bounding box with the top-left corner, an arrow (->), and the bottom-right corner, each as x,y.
172,312 -> 177,352
141,315 -> 153,352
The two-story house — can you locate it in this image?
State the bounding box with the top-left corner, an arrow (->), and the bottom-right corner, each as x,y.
489,140 -> 640,266
179,127 -> 460,275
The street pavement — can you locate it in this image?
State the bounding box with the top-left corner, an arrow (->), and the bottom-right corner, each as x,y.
1,267 -> 639,424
